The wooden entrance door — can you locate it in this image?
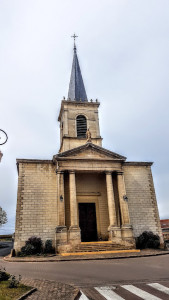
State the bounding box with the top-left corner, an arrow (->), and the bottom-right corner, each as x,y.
79,203 -> 98,242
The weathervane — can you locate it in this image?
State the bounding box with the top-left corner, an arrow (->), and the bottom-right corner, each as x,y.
71,33 -> 78,51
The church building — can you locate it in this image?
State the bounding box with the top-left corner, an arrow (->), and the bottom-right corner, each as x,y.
14,38 -> 163,253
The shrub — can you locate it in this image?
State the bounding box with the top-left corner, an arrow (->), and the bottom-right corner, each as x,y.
44,240 -> 55,254
20,236 -> 43,256
8,275 -> 22,288
136,231 -> 160,249
17,251 -> 23,257
26,236 -> 43,253
21,244 -> 35,256
0,267 -> 10,281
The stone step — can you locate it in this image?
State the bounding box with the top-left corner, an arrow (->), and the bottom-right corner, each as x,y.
76,244 -> 123,247
74,247 -> 124,251
76,243 -> 123,247
70,242 -> 132,253
73,249 -> 124,252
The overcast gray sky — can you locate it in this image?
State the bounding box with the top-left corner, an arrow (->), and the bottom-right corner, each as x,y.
0,0 -> 169,234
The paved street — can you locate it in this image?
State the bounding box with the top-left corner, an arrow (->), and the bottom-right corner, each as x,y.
0,241 -> 13,257
79,282 -> 169,299
1,246 -> 169,299
1,254 -> 169,287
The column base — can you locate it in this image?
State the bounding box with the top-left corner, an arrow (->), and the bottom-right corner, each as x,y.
121,224 -> 135,247
108,226 -> 122,243
68,226 -> 81,246
55,226 -> 69,253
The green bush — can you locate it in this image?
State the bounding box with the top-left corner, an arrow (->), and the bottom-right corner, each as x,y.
0,267 -> 10,281
44,240 -> 55,254
21,244 -> 35,256
26,236 -> 43,253
8,275 -> 22,288
20,236 -> 43,256
136,231 -> 160,249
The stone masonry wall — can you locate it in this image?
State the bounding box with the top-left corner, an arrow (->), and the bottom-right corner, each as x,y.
14,161 -> 58,251
123,164 -> 163,241
59,101 -> 102,152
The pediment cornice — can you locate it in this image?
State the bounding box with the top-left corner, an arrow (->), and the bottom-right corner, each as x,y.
53,142 -> 126,162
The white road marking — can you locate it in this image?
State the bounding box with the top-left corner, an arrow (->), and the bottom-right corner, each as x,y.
95,286 -> 125,300
122,285 -> 162,300
79,290 -> 90,300
148,283 -> 169,295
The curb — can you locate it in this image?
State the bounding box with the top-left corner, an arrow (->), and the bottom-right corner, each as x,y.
17,288 -> 37,300
3,251 -> 169,263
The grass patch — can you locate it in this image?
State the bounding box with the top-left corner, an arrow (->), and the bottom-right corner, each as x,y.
0,281 -> 32,300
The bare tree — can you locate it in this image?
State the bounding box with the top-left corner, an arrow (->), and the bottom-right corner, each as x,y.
0,207 -> 7,226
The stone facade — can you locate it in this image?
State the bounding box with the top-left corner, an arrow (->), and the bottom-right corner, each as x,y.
14,140 -> 163,251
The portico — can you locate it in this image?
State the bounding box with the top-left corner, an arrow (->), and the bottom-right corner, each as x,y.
54,143 -> 134,252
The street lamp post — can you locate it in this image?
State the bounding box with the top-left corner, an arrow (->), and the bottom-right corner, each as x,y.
0,129 -> 8,162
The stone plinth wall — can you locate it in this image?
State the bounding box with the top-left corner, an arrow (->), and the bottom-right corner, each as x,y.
14,161 -> 58,251
123,164 -> 163,242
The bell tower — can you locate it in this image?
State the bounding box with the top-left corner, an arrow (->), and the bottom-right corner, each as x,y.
58,35 -> 102,152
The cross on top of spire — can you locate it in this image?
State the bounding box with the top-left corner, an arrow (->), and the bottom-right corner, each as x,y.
71,33 -> 78,51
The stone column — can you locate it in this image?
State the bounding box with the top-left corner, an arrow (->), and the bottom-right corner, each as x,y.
106,171 -> 121,241
117,171 -> 134,245
68,171 -> 81,245
69,171 -> 78,226
57,171 -> 65,226
106,172 -> 117,226
55,170 -> 67,253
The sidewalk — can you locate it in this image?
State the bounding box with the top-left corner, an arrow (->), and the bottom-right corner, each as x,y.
20,278 -> 79,300
4,249 -> 169,262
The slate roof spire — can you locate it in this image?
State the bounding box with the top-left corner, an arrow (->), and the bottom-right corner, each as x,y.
68,34 -> 88,102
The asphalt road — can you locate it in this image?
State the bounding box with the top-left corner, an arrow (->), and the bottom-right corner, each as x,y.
1,245 -> 169,299
0,241 -> 13,257
0,254 -> 169,288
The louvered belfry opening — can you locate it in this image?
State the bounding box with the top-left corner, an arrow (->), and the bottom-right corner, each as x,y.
76,115 -> 87,138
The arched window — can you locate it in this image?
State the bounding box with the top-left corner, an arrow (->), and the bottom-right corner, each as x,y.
76,115 -> 87,138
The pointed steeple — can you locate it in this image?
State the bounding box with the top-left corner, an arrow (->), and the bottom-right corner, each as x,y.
68,34 -> 88,102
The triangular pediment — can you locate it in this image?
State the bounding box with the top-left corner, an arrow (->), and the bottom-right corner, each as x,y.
53,143 -> 126,161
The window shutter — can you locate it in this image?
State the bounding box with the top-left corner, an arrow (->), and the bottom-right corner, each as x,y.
76,115 -> 87,138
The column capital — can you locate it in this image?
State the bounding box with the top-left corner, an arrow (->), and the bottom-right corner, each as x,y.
105,171 -> 112,175
56,170 -> 64,174
69,170 -> 75,174
116,171 -> 124,175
